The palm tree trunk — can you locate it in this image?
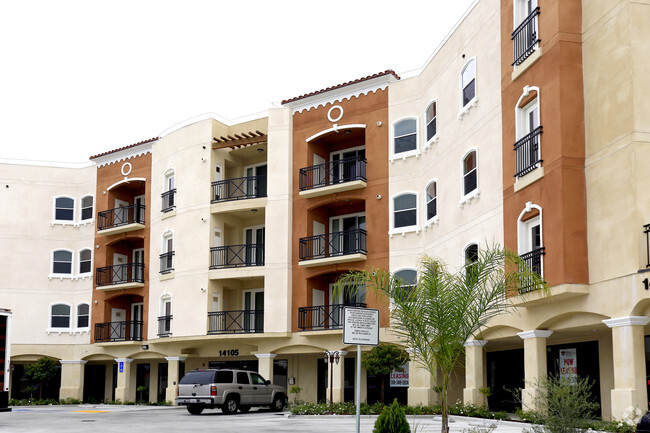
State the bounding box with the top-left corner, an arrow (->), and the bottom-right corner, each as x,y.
380,375 -> 385,405
440,373 -> 450,433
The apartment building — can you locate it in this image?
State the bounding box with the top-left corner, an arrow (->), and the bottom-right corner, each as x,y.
1,0 -> 649,420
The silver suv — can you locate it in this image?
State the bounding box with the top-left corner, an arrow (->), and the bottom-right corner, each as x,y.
176,368 -> 287,415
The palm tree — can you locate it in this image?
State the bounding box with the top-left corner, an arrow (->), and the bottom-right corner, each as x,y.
334,245 -> 547,433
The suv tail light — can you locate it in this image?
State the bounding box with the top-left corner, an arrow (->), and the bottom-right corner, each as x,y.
211,386 -> 217,396
176,387 -> 179,397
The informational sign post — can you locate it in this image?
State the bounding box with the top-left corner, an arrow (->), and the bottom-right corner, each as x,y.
343,307 -> 379,433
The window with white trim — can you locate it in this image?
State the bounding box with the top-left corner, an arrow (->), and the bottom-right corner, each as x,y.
394,269 -> 417,300
54,197 -> 75,222
78,249 -> 92,275
393,119 -> 417,155
462,151 -> 478,196
80,195 -> 94,221
162,169 -> 176,213
425,101 -> 437,142
425,181 -> 437,222
515,88 -> 542,178
464,243 -> 479,284
461,59 -> 476,108
517,204 -> 544,280
512,0 -> 540,66
52,250 -> 73,275
50,304 -> 71,329
76,303 -> 89,328
159,295 -> 172,336
161,232 -> 174,273
393,194 -> 417,229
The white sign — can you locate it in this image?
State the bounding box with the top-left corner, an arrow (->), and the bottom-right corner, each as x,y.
559,348 -> 577,383
390,364 -> 409,387
343,307 -> 379,346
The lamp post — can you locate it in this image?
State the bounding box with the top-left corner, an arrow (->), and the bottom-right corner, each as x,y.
324,350 -> 341,414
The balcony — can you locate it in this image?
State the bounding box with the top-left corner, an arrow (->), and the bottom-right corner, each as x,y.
298,303 -> 366,331
159,252 -> 174,274
211,176 -> 267,203
208,310 -> 263,334
299,156 -> 367,198
96,263 -> 145,290
94,320 -> 143,342
210,244 -> 264,269
514,126 -> 543,178
299,228 -> 366,267
161,189 -> 176,213
512,7 -> 540,66
97,204 -> 145,235
517,247 -> 545,294
157,315 -> 172,337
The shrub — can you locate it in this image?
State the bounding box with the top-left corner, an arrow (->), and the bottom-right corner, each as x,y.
373,399 -> 411,433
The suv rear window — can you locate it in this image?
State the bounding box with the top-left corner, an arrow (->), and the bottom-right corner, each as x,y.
215,370 -> 233,383
180,371 -> 215,385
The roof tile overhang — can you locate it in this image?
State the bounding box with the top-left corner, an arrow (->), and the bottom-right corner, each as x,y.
89,137 -> 158,160
89,137 -> 158,167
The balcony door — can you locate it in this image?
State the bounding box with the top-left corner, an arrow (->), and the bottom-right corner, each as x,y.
131,303 -> 143,340
114,198 -> 128,225
244,225 -> 264,265
113,253 -> 128,283
312,289 -> 325,329
134,194 -> 145,224
331,147 -> 365,183
133,248 -> 144,282
328,283 -> 365,328
245,164 -> 267,198
329,213 -> 365,255
111,308 -> 126,340
243,289 -> 264,332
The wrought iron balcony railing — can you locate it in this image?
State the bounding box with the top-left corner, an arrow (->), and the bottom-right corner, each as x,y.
299,228 -> 367,261
159,252 -> 174,274
98,204 -> 145,230
299,156 -> 367,191
209,244 -> 264,269
94,320 -> 144,342
298,303 -> 366,331
157,315 -> 172,337
514,126 -> 543,178
96,263 -> 145,286
207,310 -> 264,334
161,189 -> 176,213
644,224 -> 650,268
512,7 -> 541,66
518,247 -> 545,294
211,175 -> 267,203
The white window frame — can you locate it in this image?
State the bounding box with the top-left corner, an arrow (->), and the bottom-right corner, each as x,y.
517,203 -> 543,254
52,195 -> 76,225
424,100 -> 439,149
390,268 -> 418,312
424,180 -> 439,227
458,58 -> 478,118
459,149 -> 480,206
391,117 -> 420,161
161,230 -> 174,273
163,168 -> 176,193
79,194 -> 94,224
50,248 -> 74,279
48,302 -> 72,333
513,0 -> 540,63
78,248 -> 93,277
390,192 -> 420,236
160,293 -> 172,336
75,302 -> 90,331
515,86 -> 542,178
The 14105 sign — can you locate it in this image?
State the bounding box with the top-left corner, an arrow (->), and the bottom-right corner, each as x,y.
218,349 -> 239,357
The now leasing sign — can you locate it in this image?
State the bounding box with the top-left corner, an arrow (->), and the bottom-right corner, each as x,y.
343,307 -> 379,346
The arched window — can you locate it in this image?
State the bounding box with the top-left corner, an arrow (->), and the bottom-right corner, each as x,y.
393,118 -> 417,155
52,249 -> 73,275
462,151 -> 478,196
514,86 -> 542,177
394,269 -> 417,300
517,203 -> 544,289
79,249 -> 92,275
162,169 -> 176,213
80,195 -> 94,221
425,181 -> 437,222
159,294 -> 172,337
76,303 -> 89,328
512,0 -> 540,65
393,193 -> 417,229
54,197 -> 75,221
464,243 -> 479,283
461,59 -> 477,108
161,231 -> 174,273
50,304 -> 71,329
425,101 -> 437,142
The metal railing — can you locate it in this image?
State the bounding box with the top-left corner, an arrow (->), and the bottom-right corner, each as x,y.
514,126 -> 543,178
96,263 -> 145,286
298,303 -> 366,331
211,175 -> 267,203
94,320 -> 144,342
518,247 -> 545,294
98,204 -> 145,230
159,252 -> 174,274
157,315 -> 172,337
299,156 -> 367,191
299,228 -> 367,261
161,189 -> 176,213
512,7 -> 540,66
209,244 -> 264,269
644,224 -> 650,268
207,310 -> 264,334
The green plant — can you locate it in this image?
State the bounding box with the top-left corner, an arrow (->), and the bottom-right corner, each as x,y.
289,385 -> 302,404
335,246 -> 547,433
373,399 -> 411,433
136,385 -> 148,403
362,345 -> 410,405
25,357 -> 58,399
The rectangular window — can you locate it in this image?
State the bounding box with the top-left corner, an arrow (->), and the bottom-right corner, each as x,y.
81,196 -> 93,220
55,197 -> 74,221
394,195 -> 417,228
77,304 -> 89,328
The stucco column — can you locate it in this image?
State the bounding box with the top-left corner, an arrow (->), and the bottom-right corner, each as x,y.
326,351 -> 347,403
149,362 -> 158,403
518,330 -> 553,411
59,360 -> 87,401
104,363 -> 113,402
407,349 -> 436,406
255,354 -> 277,383
165,356 -> 186,404
114,358 -> 134,403
360,365 -> 367,403
603,316 -> 650,419
463,340 -> 487,406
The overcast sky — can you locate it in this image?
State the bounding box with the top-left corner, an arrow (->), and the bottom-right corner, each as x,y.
0,0 -> 474,163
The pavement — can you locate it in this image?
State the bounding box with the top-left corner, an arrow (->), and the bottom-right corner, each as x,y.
0,404 -> 536,433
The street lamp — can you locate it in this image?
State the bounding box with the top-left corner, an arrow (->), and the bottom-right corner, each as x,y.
324,350 -> 341,414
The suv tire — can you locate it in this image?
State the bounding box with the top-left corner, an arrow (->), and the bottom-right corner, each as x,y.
222,396 -> 239,415
270,395 -> 285,412
187,404 -> 204,415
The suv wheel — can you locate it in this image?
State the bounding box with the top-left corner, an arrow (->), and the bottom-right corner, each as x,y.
187,404 -> 204,415
222,396 -> 239,415
270,395 -> 285,412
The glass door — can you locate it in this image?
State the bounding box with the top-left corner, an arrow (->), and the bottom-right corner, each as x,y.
243,289 -> 264,332
245,164 -> 267,198
331,147 -> 365,183
131,303 -> 143,340
330,214 -> 365,255
244,226 -> 264,265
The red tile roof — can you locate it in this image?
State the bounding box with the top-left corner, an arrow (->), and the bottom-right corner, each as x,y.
281,70 -> 400,105
89,137 -> 158,160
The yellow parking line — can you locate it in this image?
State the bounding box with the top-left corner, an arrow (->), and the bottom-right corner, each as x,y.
73,410 -> 110,413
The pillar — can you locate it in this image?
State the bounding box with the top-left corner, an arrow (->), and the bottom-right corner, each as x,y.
165,356 -> 186,404
518,330 -> 552,411
255,354 -> 277,383
325,351 -> 347,403
360,365 -> 367,403
463,340 -> 487,406
114,358 -> 133,403
149,362 -> 159,403
104,363 -> 113,402
603,316 -> 650,419
407,348 -> 437,406
59,360 -> 87,401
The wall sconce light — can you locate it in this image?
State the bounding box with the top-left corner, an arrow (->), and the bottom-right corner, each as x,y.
141,344 -> 149,350
95,245 -> 100,249
257,148 -> 264,153
102,191 -> 106,195
200,287 -> 206,292
251,209 -> 258,213
93,300 -> 98,304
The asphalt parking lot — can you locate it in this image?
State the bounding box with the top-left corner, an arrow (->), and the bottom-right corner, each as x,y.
0,405 -> 532,433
